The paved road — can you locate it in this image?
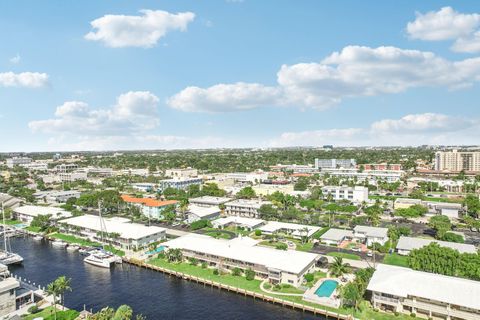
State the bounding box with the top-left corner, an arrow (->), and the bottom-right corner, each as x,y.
310,243 -> 384,263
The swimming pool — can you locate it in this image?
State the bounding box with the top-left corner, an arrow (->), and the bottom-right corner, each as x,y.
146,246 -> 166,255
314,280 -> 338,297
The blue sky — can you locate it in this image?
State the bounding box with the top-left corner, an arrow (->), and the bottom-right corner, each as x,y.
1,1 -> 480,151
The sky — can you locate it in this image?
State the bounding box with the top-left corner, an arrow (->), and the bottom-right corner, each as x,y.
1,0 -> 480,152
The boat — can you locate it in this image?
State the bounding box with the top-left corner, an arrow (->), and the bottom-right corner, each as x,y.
0,203 -> 23,265
33,235 -> 43,241
66,245 -> 80,252
83,251 -> 115,268
51,240 -> 68,248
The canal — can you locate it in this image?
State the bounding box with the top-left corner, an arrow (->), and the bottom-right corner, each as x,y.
8,237 -> 325,319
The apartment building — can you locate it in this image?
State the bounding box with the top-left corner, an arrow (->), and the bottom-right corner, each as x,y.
165,168 -> 198,178
362,163 -> 402,171
315,158 -> 356,169
121,195 -> 178,220
396,236 -> 477,256
188,196 -> 232,207
368,264 -> 480,320
6,157 -> 32,168
435,150 -> 480,172
13,205 -> 72,225
320,225 -> 388,246
158,177 -> 203,191
321,186 -> 369,203
320,168 -> 403,183
224,199 -> 272,218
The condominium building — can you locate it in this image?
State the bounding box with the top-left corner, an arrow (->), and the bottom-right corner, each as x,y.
368,264 -> 480,320
362,163 -> 402,171
224,199 -> 272,218
320,168 -> 403,183
435,150 -> 480,172
259,221 -> 321,239
13,205 -> 72,225
121,195 -> 178,220
315,158 -> 356,169
0,268 -> 19,317
163,234 -> 319,287
188,196 -> 233,207
165,168 -> 198,178
321,185 -> 368,203
186,205 -> 221,223
6,157 -> 32,168
158,177 -> 203,191
33,190 -> 81,203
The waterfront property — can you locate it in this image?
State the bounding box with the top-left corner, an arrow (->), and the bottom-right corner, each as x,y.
60,215 -> 166,250
303,279 -> 341,308
320,225 -> 388,246
162,234 -> 318,287
396,236 -> 477,256
186,205 -> 221,223
259,221 -> 321,240
212,216 -> 265,231
188,196 -> 233,207
12,205 -> 72,225
0,265 -> 19,316
224,199 -> 272,218
368,264 -> 480,320
121,195 -> 178,220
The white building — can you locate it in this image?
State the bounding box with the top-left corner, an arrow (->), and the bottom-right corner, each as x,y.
187,205 -> 221,223
0,268 -> 20,317
368,264 -> 480,319
13,205 -> 72,225
322,186 -> 369,203
226,172 -> 269,183
163,234 -> 318,287
165,168 -> 198,178
189,196 -> 233,207
212,216 -> 265,231
33,190 -> 81,203
61,215 -> 166,250
259,221 -> 321,239
320,225 -> 388,246
321,168 -> 403,183
21,162 -> 49,171
435,150 -> 480,172
158,177 -> 203,191
320,228 -> 354,246
224,199 -> 272,218
396,236 -> 477,256
6,157 -> 32,168
131,183 -> 156,192
315,158 -> 356,169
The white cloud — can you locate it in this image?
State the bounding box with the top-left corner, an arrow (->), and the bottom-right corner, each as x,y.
406,7 -> 480,41
9,54 -> 21,64
29,91 -> 160,136
168,46 -> 480,112
269,113 -> 480,147
452,31 -> 480,53
0,72 -> 49,88
85,9 -> 195,48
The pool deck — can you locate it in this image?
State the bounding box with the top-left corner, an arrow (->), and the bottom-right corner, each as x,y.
303,278 -> 341,308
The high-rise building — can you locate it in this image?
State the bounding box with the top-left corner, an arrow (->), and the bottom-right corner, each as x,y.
435,150 -> 480,172
314,158 -> 356,169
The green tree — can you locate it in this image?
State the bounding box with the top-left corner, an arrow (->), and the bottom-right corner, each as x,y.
464,194 -> 480,218
428,215 -> 452,239
328,257 -> 350,277
46,276 -> 72,320
236,186 -> 256,199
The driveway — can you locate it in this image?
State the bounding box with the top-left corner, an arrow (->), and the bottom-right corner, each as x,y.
310,243 -> 384,263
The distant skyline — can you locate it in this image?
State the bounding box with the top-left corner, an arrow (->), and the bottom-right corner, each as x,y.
1,1 -> 480,152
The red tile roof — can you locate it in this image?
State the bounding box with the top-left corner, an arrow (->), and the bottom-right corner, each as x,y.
121,195 -> 178,207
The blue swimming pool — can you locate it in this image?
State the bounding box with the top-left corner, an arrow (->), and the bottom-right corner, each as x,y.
314,280 -> 338,297
146,246 -> 166,255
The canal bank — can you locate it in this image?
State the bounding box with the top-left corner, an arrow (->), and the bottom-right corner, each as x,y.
7,237 -> 326,320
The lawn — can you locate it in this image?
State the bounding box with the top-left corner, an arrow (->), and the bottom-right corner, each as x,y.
292,240 -> 314,252
204,231 -> 232,239
327,252 -> 361,261
103,245 -> 125,257
3,219 -> 22,225
382,253 -> 409,268
270,283 -> 304,294
25,226 -> 42,232
50,233 -> 100,247
304,270 -> 327,288
23,307 -> 79,320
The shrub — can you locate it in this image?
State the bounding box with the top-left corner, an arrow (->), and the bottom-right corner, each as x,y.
157,252 -> 165,259
245,268 -> 255,281
304,273 -> 314,282
232,267 -> 242,276
201,262 -> 207,269
410,313 -> 416,318
190,219 -> 209,230
188,257 -> 198,266
213,269 -> 219,275
275,243 -> 288,250
273,284 -> 282,291
28,305 -> 39,314
254,229 -> 262,236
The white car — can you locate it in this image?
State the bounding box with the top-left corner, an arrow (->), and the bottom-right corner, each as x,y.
367,251 -> 373,257
352,247 -> 361,252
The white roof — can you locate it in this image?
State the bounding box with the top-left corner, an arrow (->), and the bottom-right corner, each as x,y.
396,236 -> 477,254
189,196 -> 233,205
225,199 -> 271,209
368,264 -> 480,311
353,225 -> 388,238
212,216 -> 265,228
320,228 -> 354,241
188,205 -> 221,218
13,205 -> 72,220
163,234 -> 318,274
259,221 -> 321,237
61,215 -> 166,240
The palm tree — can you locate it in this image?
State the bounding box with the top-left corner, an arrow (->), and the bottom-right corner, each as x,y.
113,304 -> 133,320
46,276 -> 72,319
55,276 -> 72,308
329,257 -> 350,277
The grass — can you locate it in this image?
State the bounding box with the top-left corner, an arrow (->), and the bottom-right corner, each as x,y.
23,307 -> 79,320
382,253 -> 409,268
292,240 -> 314,252
327,252 -> 361,261
3,219 -> 22,225
204,231 -> 232,239
25,226 -> 42,232
103,245 -> 125,257
305,270 -> 327,288
271,283 -> 305,294
50,233 -> 100,247
423,196 -> 463,204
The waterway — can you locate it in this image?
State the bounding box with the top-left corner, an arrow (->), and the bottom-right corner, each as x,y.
8,237 -> 325,319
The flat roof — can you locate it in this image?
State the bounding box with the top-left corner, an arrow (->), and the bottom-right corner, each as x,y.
353,225 -> 388,238
13,205 -> 72,220
225,199 -> 271,208
62,215 -> 166,240
368,264 -> 480,311
259,221 -> 321,237
188,205 -> 221,218
163,234 -> 318,274
189,196 -> 233,205
121,195 -> 178,207
320,228 -> 354,241
396,236 -> 477,254
212,216 -> 265,228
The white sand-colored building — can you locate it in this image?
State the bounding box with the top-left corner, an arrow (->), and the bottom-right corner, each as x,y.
396,236 -> 477,256
224,199 -> 271,218
163,234 -> 318,287
320,225 -> 388,246
13,205 -> 72,225
186,205 -> 221,223
259,221 -> 321,239
212,216 -> 265,231
188,196 -> 232,207
368,264 -> 480,320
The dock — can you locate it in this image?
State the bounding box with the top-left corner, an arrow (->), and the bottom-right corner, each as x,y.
124,258 -> 356,320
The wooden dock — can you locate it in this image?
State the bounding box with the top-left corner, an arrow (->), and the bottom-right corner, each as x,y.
124,258 -> 356,320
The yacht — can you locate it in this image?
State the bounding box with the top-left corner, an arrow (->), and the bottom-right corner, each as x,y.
33,235 -> 43,241
66,244 -> 80,252
0,204 -> 23,265
51,240 -> 68,248
83,250 -> 115,268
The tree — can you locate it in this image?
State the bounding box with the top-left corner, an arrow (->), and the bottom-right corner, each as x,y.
236,186 -> 256,199
464,194 -> 480,218
46,276 -> 72,320
165,248 -> 183,263
364,205 -> 382,226
340,282 -> 362,310
294,177 -> 309,191
201,183 -> 227,197
429,215 -> 452,239
441,232 -> 464,243
245,268 -> 255,281
328,257 -> 350,277
409,189 -> 424,199
394,204 -> 427,218
408,243 -> 460,277
113,305 -> 133,320
30,214 -> 53,232
258,204 -> 278,220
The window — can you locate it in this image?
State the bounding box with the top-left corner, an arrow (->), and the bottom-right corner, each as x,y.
288,280 -> 293,284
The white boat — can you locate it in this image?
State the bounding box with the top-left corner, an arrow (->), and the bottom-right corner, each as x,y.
51,240 -> 68,248
0,203 -> 23,265
33,235 -> 43,241
66,245 -> 79,252
83,251 -> 115,268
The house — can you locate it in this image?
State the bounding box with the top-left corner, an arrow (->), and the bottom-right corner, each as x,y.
396,236 -> 477,256
188,196 -> 232,207
259,221 -> 321,239
163,234 -> 318,287
394,198 -> 423,210
425,202 -> 462,219
121,195 -> 178,220
187,205 -> 221,223
368,264 -> 480,319
212,216 -> 265,231
224,199 -> 272,218
12,205 -> 72,225
320,228 -> 354,246
60,215 -> 166,250
321,186 -> 369,203
353,225 -> 389,246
